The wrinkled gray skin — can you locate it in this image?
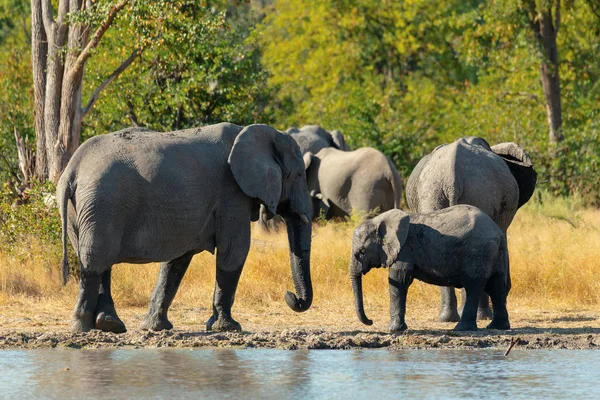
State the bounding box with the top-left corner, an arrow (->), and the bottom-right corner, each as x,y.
260,147 -> 402,229
259,125 -> 351,230
286,125 -> 351,154
303,147 -> 403,219
57,123 -> 313,334
351,206 -> 511,332
406,137 -> 536,322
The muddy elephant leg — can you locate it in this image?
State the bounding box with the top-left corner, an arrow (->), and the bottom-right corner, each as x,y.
206,221 -> 250,332
388,263 -> 413,333
454,282 -> 484,331
485,274 -> 510,330
141,252 -> 194,331
206,267 -> 244,332
439,287 -> 460,322
72,268 -> 103,333
95,268 -> 127,333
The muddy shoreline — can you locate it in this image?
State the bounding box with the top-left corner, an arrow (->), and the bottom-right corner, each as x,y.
1,327 -> 599,350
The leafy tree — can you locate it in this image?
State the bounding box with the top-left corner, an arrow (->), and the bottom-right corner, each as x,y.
83,2 -> 272,135
30,0 -> 227,182
0,0 -> 33,183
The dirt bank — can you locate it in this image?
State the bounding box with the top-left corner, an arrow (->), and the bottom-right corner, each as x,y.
1,327 -> 599,351
1,307 -> 598,350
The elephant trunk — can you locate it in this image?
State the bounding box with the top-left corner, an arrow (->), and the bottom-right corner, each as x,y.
284,215 -> 313,312
351,260 -> 373,326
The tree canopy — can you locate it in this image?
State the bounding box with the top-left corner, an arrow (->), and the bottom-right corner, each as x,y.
0,0 -> 598,203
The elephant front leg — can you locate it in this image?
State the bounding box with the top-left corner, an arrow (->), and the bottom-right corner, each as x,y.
72,269 -> 103,333
141,252 -> 194,331
388,263 -> 413,333
95,268 -> 127,333
206,267 -> 243,332
439,287 -> 460,322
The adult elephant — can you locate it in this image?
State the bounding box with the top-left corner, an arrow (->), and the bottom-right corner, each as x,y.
405,136 -> 537,322
286,125 -> 351,154
57,123 -> 313,333
302,147 -> 403,219
258,125 -> 351,231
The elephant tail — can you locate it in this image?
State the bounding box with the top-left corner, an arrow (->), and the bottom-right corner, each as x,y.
57,174 -> 73,285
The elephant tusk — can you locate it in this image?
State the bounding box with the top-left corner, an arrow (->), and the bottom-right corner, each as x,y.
300,214 -> 310,224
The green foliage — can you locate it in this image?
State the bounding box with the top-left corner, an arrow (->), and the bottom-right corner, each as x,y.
0,0 -> 33,182
82,1 -> 273,135
258,0 -> 600,204
0,181 -> 61,251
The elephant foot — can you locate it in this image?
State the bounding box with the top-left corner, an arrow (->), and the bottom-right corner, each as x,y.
389,321 -> 408,333
439,309 -> 460,323
206,316 -> 242,332
96,311 -> 127,334
477,307 -> 493,321
486,319 -> 510,330
453,321 -> 478,332
140,314 -> 173,331
72,312 -> 96,333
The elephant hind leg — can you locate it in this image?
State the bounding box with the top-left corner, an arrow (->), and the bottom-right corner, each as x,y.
454,281 -> 484,331
458,289 -> 493,321
439,287 -> 460,322
95,268 -> 127,333
485,274 -> 510,330
72,266 -> 104,333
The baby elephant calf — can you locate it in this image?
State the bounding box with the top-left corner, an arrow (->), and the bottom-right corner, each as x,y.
350,205 -> 510,332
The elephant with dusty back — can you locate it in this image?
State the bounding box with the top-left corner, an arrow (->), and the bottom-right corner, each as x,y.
405,136 -> 537,322
57,123 -> 313,333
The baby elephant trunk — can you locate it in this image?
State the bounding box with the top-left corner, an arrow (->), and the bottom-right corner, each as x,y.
351,261 -> 373,326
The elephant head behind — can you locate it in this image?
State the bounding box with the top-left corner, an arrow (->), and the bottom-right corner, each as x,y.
286,125 -> 350,154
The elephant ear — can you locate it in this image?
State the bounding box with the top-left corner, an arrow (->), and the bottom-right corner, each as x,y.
377,211 -> 411,267
491,142 -> 538,208
330,130 -> 351,151
229,124 -> 283,215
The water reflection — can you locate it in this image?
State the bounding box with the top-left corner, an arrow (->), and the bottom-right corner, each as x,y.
0,349 -> 598,399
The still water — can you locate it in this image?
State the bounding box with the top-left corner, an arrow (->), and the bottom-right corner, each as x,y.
0,348 -> 598,399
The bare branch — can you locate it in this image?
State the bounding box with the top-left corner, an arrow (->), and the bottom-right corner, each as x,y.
40,0 -> 55,36
69,0 -> 130,80
81,47 -> 142,119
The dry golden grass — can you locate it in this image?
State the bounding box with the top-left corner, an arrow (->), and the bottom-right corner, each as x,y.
1,198 -> 599,332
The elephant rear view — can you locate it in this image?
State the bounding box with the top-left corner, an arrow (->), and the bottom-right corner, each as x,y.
405,136 -> 536,322
304,147 -> 403,219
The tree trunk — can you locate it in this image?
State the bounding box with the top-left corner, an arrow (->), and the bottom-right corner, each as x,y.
538,8 -> 563,143
524,0 -> 564,143
30,0 -> 133,183
31,0 -> 48,179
